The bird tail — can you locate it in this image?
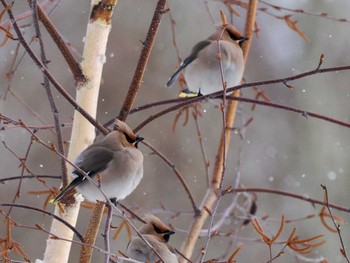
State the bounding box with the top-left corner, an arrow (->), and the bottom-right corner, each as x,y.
165,66 -> 183,88
166,55 -> 196,88
49,176 -> 83,204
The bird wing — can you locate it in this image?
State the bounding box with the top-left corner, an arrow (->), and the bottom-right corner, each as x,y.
51,147 -> 114,204
73,146 -> 115,179
166,40 -> 211,87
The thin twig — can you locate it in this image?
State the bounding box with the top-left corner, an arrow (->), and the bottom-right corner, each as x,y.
0,113 -> 72,130
3,88 -> 52,128
168,10 -> 183,65
321,185 -> 350,263
104,205 -> 113,263
199,194 -> 223,263
216,13 -> 228,190
199,15 -> 230,262
226,96 -> 350,129
179,1 -> 260,259
118,0 -> 168,121
1,0 -> 59,28
1,140 -> 54,192
117,203 -> 146,224
211,106 -> 247,233
106,203 -> 166,263
142,140 -> 200,215
109,53 -> 350,126
6,135 -> 35,216
192,108 -> 210,187
28,0 -> 84,83
133,92 -> 350,134
0,174 -> 61,183
2,41 -> 20,100
260,0 -> 350,24
202,0 -> 216,24
32,223 -> 121,260
19,121 -> 166,263
31,0 -> 68,187
0,0 -> 108,135
233,187 -> 350,213
0,203 -> 84,241
2,2 -> 65,138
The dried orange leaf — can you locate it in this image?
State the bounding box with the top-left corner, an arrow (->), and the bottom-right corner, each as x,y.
284,15 -> 310,42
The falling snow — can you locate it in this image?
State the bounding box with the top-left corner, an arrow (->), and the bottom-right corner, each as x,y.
327,171 -> 337,181
100,55 -> 107,64
266,146 -> 277,159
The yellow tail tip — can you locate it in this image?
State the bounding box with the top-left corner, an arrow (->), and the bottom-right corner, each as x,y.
178,91 -> 199,98
49,198 -> 58,204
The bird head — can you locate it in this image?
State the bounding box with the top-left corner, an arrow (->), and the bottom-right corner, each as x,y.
114,119 -> 144,148
140,215 -> 175,243
210,23 -> 248,47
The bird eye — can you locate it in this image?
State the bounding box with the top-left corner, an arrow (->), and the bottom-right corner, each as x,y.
153,225 -> 170,242
124,133 -> 135,144
153,225 -> 162,234
227,30 -> 238,41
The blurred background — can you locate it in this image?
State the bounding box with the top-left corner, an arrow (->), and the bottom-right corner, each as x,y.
1,0 -> 350,262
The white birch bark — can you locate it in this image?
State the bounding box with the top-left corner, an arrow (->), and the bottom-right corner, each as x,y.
39,1 -> 118,262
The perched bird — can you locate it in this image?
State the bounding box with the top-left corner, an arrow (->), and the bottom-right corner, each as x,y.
166,23 -> 248,97
123,215 -> 178,263
51,119 -> 144,204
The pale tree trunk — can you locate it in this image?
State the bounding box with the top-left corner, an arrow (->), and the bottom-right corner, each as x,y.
39,1 -> 118,262
179,0 -> 258,261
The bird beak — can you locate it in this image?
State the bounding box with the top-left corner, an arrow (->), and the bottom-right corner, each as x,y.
167,230 -> 175,235
162,230 -> 175,242
134,136 -> 144,148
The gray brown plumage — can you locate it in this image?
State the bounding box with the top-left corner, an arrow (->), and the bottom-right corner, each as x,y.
51,119 -> 144,204
166,24 -> 247,96
123,215 -> 178,263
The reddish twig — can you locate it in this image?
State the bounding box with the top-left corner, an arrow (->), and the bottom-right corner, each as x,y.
31,0 -> 68,186
6,134 -> 35,217
0,174 -> 61,183
260,0 -> 350,24
142,140 -> 200,215
118,0 -> 168,121
233,187 -> 350,213
28,0 -> 85,83
192,108 -> 210,187
104,205 -> 113,263
0,203 -> 83,241
0,0 -> 108,135
321,185 -> 350,262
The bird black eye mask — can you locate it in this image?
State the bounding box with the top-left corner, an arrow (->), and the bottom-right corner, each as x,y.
153,224 -> 175,242
124,133 -> 135,144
